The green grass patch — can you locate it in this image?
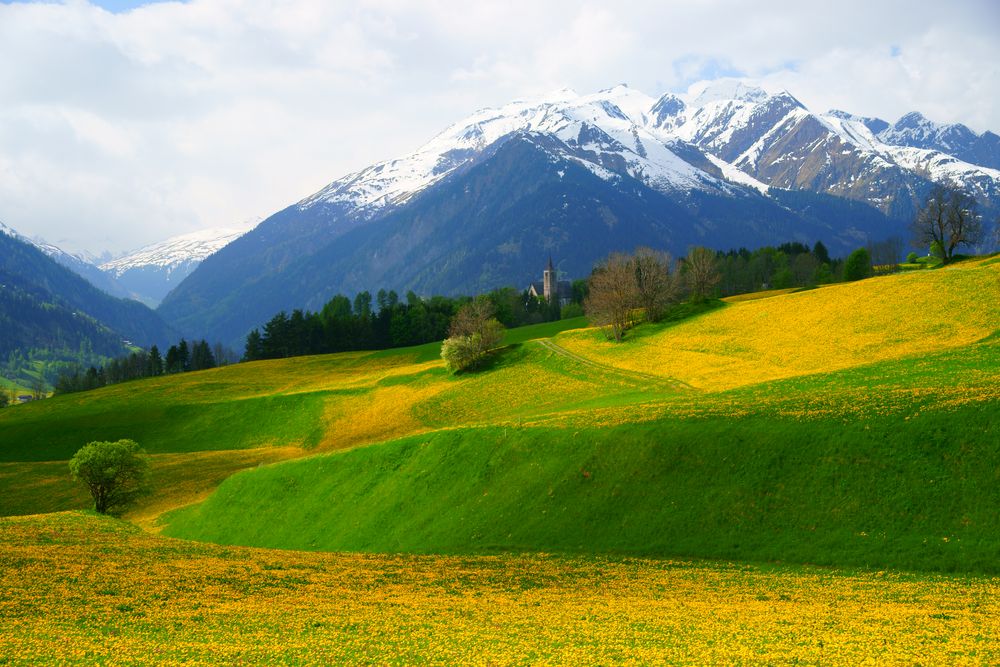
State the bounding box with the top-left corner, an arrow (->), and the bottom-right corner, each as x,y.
164,399 -> 1000,574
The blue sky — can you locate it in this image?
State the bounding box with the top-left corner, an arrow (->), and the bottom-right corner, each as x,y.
1,0 -> 177,10
0,0 -> 997,253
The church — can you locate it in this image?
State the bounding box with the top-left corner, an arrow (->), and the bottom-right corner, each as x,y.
527,256 -> 573,307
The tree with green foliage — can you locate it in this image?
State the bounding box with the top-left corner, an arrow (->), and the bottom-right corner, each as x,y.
243,329 -> 264,361
68,439 -> 149,515
148,345 -> 163,376
906,252 -> 919,264
812,241 -> 831,266
441,299 -> 505,372
843,248 -> 872,281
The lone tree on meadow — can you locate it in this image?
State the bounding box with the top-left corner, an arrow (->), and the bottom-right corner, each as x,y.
683,246 -> 721,302
69,439 -> 149,515
441,298 -> 505,372
912,186 -> 983,263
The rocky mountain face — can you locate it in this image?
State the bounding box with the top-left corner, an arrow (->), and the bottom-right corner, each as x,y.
155,81 -> 1000,345
648,83 -> 1000,221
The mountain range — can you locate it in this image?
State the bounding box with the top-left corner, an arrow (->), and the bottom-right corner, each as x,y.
0,222 -> 176,363
152,80 -> 999,345
10,225 -> 256,308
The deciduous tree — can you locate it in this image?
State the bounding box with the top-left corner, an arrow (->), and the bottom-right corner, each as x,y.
633,247 -> 679,322
912,186 -> 983,263
584,252 -> 638,342
442,298 -> 505,372
683,247 -> 721,302
69,439 -> 149,515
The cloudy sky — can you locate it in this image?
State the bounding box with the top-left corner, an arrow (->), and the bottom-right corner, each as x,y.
1,0 -> 998,255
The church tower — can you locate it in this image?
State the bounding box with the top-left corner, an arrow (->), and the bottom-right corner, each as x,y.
543,255 -> 556,302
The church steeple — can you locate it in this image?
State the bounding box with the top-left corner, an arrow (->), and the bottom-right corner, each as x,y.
543,255 -> 556,302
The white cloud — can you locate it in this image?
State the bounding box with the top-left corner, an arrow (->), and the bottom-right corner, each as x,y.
0,0 -> 997,254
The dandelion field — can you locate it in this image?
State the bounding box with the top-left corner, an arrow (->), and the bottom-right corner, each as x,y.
3,512 -> 999,665
2,259 -> 1000,663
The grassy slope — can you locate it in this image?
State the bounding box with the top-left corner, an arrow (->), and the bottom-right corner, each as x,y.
5,262 -> 1000,571
164,342 -> 1000,572
556,257 -> 1000,390
0,318 -> 595,519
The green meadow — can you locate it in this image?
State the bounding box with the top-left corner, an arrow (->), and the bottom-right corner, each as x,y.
2,260 -> 999,573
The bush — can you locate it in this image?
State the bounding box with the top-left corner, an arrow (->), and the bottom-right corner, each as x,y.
843,248 -> 872,282
906,252 -> 919,264
442,301 -> 505,373
69,439 -> 149,515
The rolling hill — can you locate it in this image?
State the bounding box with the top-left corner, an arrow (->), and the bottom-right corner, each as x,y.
3,258 -> 1000,572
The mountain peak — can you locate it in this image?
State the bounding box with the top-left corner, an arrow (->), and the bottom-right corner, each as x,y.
687,80 -> 769,108
894,111 -> 929,129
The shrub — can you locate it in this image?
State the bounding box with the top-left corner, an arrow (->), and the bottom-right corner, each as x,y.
843,248 -> 872,282
442,301 -> 505,372
906,252 -> 919,264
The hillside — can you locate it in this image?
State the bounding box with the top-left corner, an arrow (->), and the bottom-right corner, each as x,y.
0,226 -> 177,363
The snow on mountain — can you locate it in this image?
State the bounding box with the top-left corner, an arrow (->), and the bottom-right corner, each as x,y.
0,221 -> 18,239
101,225 -> 256,277
297,84 -> 745,220
878,112 -> 978,154
0,220 -> 133,298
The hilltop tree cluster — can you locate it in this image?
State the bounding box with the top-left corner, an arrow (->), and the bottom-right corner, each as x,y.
585,240 -> 859,342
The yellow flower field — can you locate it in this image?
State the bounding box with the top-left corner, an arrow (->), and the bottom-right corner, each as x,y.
2,512 -> 998,665
556,258 -> 1000,391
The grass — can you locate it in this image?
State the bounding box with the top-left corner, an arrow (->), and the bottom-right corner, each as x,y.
2,259 -> 1000,575
3,511 -> 999,665
163,399 -> 1000,573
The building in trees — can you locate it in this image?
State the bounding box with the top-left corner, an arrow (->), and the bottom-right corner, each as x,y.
527,256 -> 573,306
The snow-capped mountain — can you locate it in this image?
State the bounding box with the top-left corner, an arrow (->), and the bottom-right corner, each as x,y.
101,224 -> 258,307
159,80 -> 1000,345
646,80 -> 1000,220
298,85 -> 746,219
0,221 -> 132,298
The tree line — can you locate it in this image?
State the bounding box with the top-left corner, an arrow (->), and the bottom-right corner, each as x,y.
53,339 -> 237,395
242,286 -> 583,362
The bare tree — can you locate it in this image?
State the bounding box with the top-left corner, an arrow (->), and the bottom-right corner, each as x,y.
585,252 -> 638,342
448,297 -> 498,339
912,186 -> 983,263
867,236 -> 905,275
633,247 -> 679,322
683,246 -> 721,302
